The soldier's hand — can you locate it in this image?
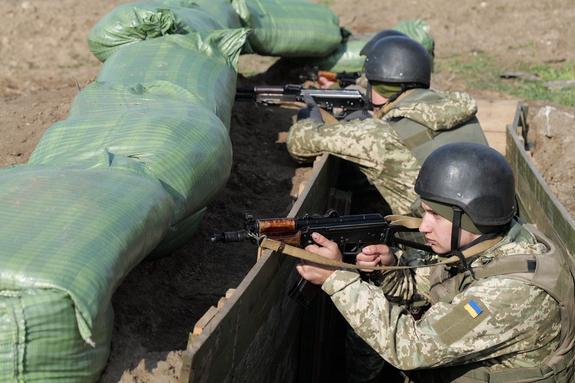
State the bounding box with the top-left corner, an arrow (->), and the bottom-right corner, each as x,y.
356,244 -> 395,272
318,75 -> 337,89
296,232 -> 341,285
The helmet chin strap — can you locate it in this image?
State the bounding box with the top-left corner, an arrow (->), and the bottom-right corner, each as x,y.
448,206 -> 505,278
449,206 -> 472,274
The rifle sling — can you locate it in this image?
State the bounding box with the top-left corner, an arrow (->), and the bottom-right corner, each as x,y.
259,235 -> 501,271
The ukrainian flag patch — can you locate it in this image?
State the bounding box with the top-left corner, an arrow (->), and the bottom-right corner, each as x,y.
464,300 -> 483,318
432,298 -> 490,345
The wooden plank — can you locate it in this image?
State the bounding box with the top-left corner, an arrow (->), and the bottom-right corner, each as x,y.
476,99 -> 519,155
506,104 -> 575,257
192,306 -> 218,336
182,153 -> 338,383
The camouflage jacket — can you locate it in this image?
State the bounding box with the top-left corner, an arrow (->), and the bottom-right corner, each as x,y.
321,221 -> 563,375
286,88 -> 486,215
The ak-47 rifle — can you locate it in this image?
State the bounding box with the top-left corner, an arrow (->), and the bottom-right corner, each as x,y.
210,211 -> 430,306
235,84 -> 367,120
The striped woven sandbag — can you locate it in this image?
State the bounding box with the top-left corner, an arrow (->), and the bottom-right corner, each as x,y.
29,82 -> 233,222
95,29 -> 247,127
0,165 -> 174,382
234,0 -> 342,57
88,0 -> 243,61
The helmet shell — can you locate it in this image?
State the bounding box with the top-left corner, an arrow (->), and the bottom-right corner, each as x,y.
364,35 -> 431,87
359,29 -> 408,56
415,143 -> 516,226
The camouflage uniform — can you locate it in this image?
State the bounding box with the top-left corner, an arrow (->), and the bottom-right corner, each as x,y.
286,88 -> 487,215
321,221 -> 575,382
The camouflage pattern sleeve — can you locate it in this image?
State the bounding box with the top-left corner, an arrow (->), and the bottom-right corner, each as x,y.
322,270 -> 560,370
286,118 -> 419,214
375,249 -> 436,307
382,90 -> 478,131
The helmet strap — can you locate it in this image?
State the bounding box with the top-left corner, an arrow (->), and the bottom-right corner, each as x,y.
450,206 -> 463,252
449,208 -> 508,278
449,207 -> 474,276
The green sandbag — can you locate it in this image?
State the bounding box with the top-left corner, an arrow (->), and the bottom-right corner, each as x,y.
394,19 -> 435,59
294,19 -> 435,73
163,0 -> 243,29
150,207 -> 206,257
0,290 -> 113,383
29,82 -> 232,222
0,166 -> 174,381
87,0 -> 237,61
95,29 -> 247,127
233,0 -> 342,57
293,38 -> 367,73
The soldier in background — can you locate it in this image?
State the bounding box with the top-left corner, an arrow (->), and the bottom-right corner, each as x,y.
287,35 -> 487,216
297,143 -> 575,382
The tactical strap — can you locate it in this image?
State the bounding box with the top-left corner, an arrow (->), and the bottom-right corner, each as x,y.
373,89 -> 415,119
259,214 -> 502,271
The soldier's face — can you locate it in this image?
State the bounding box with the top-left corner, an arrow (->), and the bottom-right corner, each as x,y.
419,202 -> 479,254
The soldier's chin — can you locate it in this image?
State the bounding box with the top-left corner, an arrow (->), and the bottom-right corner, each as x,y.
432,244 -> 449,255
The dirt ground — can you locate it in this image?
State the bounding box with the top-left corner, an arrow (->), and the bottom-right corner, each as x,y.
0,0 -> 574,382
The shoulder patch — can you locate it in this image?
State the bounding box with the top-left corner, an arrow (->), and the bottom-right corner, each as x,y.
463,300 -> 483,318
432,298 -> 490,345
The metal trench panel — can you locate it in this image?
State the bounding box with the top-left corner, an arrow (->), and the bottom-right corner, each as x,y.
181,154 -> 339,383
506,103 -> 575,257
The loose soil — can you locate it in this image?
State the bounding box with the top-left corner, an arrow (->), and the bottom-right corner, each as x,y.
0,0 -> 573,382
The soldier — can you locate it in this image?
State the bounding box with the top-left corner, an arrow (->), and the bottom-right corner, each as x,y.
296,143 -> 575,382
287,35 -> 488,216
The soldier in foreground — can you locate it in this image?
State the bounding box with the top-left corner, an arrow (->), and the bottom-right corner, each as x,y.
296,143 -> 575,382
287,35 -> 487,216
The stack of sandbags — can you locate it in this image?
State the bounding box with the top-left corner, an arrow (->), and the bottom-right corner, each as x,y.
0,27 -> 246,383
0,165 -> 174,382
31,31 -> 245,255
88,0 -> 245,61
0,0 -> 345,381
88,0 -> 344,61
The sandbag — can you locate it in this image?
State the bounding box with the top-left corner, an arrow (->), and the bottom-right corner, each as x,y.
0,166 -> 174,381
165,0 -> 243,30
88,0 -> 242,61
95,29 -> 247,127
150,207 -> 206,257
29,82 -> 232,222
233,0 -> 342,57
394,19 -> 435,59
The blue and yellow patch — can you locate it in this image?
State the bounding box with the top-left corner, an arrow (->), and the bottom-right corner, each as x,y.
463,300 -> 483,318
432,298 -> 490,345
